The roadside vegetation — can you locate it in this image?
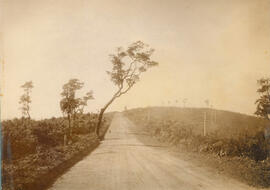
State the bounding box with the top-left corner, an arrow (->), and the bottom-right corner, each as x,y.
125,107 -> 270,187
2,113 -> 112,190
1,41 -> 158,190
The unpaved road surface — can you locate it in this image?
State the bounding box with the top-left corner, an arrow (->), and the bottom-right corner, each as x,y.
49,113 -> 259,190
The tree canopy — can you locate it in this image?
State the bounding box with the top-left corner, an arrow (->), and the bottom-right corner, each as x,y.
19,81 -> 34,119
107,41 -> 158,97
255,78 -> 270,119
60,79 -> 84,117
60,79 -> 94,136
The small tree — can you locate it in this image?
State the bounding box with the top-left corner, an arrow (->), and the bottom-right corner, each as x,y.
96,41 -> 159,138
19,81 -> 33,119
255,78 -> 270,119
60,79 -> 94,136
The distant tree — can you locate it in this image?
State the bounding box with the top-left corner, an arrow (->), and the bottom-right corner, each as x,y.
95,41 -> 159,138
60,79 -> 94,136
255,78 -> 270,119
19,81 -> 33,119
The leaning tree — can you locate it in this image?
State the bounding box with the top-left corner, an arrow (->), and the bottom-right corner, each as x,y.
255,78 -> 270,119
95,41 -> 159,138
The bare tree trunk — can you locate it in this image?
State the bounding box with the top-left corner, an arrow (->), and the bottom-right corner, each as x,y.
95,95 -> 117,138
95,83 -> 133,138
96,108 -> 105,138
68,114 -> 71,139
27,111 -> 31,120
26,104 -> 31,120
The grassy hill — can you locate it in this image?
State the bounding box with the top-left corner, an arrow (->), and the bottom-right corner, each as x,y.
125,106 -> 268,161
125,106 -> 266,139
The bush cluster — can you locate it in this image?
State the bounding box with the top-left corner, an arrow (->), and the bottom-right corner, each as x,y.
2,113 -> 98,161
2,113 -> 113,190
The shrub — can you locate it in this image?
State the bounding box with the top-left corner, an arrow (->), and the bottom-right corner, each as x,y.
2,119 -> 37,160
32,122 -> 64,147
2,113 -> 99,161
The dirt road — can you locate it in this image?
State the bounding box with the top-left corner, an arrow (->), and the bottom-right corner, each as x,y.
48,113 -> 259,190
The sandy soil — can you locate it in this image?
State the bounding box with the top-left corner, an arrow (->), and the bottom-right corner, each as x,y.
48,113 -> 260,190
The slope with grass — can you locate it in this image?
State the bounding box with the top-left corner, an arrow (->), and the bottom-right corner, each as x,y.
125,107 -> 270,187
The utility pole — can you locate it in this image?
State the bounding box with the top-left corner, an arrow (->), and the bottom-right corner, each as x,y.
203,111 -> 207,136
210,105 -> 213,125
204,99 -> 209,136
214,109 -> 217,123
147,106 -> 150,123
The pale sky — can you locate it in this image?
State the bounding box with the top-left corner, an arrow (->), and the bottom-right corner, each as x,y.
1,0 -> 270,119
